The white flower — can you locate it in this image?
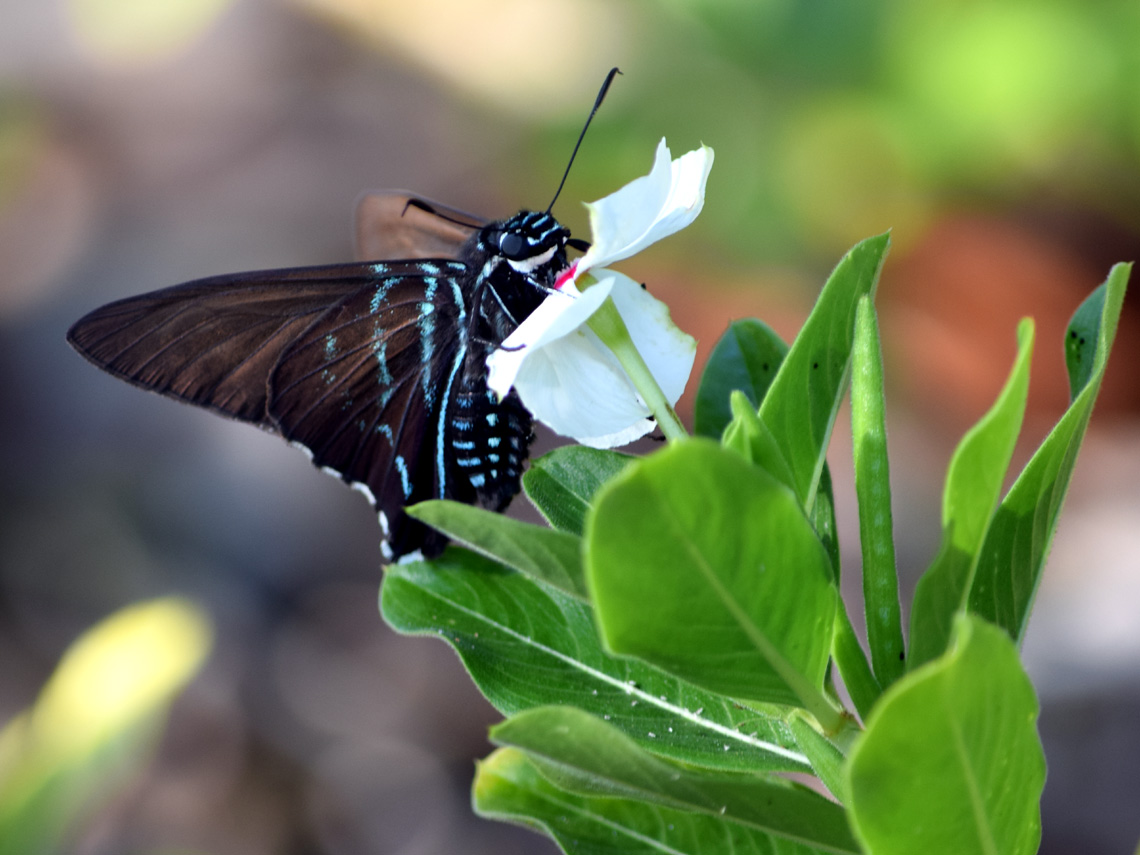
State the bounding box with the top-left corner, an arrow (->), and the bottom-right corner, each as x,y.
486,138 -> 713,447
576,139 -> 714,273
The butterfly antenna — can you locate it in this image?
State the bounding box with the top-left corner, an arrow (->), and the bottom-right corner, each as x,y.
401,198 -> 482,230
546,67 -> 621,213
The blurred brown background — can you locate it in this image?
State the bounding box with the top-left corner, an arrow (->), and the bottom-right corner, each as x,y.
2,0 -> 1138,852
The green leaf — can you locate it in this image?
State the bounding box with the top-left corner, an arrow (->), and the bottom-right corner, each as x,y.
406,500 -> 587,599
722,385 -> 872,717
850,297 -> 905,687
475,747 -> 840,855
908,319 -> 1034,669
830,605 -> 880,722
757,233 -> 890,510
523,446 -> 635,535
970,265 -> 1130,642
585,440 -> 837,716
381,550 -> 810,773
847,615 -> 1045,855
1064,279 -> 1107,400
694,319 -> 789,439
491,707 -> 860,854
811,460 -> 883,720
722,391 -> 798,491
786,713 -> 849,805
810,462 -> 839,581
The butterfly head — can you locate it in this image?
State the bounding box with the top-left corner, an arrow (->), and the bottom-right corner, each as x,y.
483,210 -> 575,287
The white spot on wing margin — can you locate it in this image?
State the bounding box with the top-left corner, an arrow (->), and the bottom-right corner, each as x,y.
290,440 -> 395,560
351,481 -> 377,505
379,511 -> 393,561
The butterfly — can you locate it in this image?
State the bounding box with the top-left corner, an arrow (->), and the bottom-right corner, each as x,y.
67,69 -> 618,562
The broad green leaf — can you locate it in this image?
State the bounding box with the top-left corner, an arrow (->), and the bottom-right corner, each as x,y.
0,599 -> 212,855
381,550 -> 810,773
970,266 -> 1130,642
847,615 -> 1045,855
850,297 -> 905,687
908,319 -> 1034,668
758,233 -> 890,510
585,440 -> 836,713
523,446 -> 634,535
475,747 -> 836,855
407,500 -> 587,599
492,707 -> 859,854
694,319 -> 789,439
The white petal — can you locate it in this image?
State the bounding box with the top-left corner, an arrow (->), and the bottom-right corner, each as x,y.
577,139 -> 714,272
504,270 -> 696,448
508,323 -> 654,445
604,271 -> 696,407
576,419 -> 658,449
486,278 -> 613,399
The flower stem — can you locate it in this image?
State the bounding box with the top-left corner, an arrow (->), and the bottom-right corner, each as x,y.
586,297 -> 688,441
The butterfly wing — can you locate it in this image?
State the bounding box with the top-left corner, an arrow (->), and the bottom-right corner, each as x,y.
66,265 -> 397,425
355,191 -> 484,262
68,261 -> 472,559
267,264 -> 470,559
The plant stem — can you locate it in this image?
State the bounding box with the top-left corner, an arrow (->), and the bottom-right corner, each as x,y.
586,297 -> 688,441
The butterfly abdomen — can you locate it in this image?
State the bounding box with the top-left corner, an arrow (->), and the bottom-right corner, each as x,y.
446,383 -> 534,512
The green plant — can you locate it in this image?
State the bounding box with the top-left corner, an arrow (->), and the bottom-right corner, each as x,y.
380,233 -> 1128,854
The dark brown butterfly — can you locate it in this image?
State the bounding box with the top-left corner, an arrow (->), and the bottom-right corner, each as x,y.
67,69 -> 618,562
68,197 -> 579,560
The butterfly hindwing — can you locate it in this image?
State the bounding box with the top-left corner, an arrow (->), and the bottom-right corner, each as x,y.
354,191 -> 484,262
68,260 -> 477,558
268,262 -> 470,558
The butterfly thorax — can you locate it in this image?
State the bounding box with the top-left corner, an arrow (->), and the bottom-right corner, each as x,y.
461,210 -> 571,344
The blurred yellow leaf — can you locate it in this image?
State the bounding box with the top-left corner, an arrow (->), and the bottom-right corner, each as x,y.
32,597 -> 212,756
0,598 -> 213,855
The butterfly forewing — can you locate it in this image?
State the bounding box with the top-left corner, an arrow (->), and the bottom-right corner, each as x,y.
66,266 -> 386,425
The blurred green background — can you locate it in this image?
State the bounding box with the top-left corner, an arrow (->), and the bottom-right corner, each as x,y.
2,1 -> 1138,852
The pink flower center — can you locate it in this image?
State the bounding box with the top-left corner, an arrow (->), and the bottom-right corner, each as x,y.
554,260 -> 579,291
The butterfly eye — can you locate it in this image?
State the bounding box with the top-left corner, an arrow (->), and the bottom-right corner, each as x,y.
498,232 -> 527,259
